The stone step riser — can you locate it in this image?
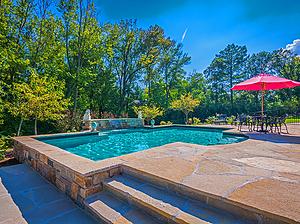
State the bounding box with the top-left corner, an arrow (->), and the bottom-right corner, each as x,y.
84,202 -> 110,224
84,191 -> 161,224
103,182 -> 178,224
121,165 -> 290,224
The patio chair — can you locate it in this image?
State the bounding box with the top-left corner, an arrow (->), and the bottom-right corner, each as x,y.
237,114 -> 251,131
250,116 -> 260,132
277,115 -> 289,134
234,114 -> 241,126
266,116 -> 278,133
213,114 -> 227,125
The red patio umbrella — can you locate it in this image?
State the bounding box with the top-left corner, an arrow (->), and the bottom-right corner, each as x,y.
231,73 -> 300,116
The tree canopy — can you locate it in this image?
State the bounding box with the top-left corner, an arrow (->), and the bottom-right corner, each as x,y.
0,0 -> 300,145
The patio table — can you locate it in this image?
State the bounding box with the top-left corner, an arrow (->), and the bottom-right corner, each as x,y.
251,115 -> 268,132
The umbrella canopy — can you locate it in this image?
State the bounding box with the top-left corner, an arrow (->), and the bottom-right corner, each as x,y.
231,73 -> 300,116
231,73 -> 300,91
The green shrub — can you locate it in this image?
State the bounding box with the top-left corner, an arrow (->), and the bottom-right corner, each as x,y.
0,135 -> 13,160
226,115 -> 236,125
166,121 -> 173,125
205,116 -> 217,124
191,117 -> 202,125
160,121 -> 166,125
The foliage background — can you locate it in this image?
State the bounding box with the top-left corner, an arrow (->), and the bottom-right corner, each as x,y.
1,0 -> 300,158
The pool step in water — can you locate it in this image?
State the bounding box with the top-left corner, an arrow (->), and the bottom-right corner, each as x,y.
84,191 -> 160,223
85,174 -> 252,224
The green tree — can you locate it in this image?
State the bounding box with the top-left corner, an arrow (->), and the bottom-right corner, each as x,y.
204,58 -> 228,105
158,42 -> 191,108
111,20 -> 166,112
10,70 -> 69,135
0,0 -> 34,92
58,0 -> 99,111
0,83 -> 4,125
171,93 -> 200,123
270,49 -> 299,101
132,105 -> 164,125
215,44 -> 248,105
244,51 -> 273,79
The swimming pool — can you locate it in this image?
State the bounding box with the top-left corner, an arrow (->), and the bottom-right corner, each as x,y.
37,127 -> 247,161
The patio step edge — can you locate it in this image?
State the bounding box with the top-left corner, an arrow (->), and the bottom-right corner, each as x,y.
84,191 -> 161,224
121,165 -> 294,224
103,174 -> 216,224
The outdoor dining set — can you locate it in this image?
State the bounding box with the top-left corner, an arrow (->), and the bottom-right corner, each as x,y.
236,114 -> 289,134
213,114 -> 289,134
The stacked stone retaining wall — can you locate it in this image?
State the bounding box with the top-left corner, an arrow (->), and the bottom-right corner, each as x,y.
82,118 -> 144,131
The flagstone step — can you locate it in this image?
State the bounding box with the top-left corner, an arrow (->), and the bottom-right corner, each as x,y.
103,174 -> 251,224
121,165 -> 289,224
84,191 -> 161,224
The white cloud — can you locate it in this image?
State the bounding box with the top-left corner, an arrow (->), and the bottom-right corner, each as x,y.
285,39 -> 300,55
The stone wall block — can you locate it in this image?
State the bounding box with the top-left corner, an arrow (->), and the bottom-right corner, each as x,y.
31,159 -> 37,170
85,185 -> 102,198
53,161 -> 62,172
93,171 -> 109,185
29,149 -> 37,160
47,158 -> 53,167
85,177 -> 92,188
65,185 -> 71,197
49,167 -> 56,183
35,151 -> 40,160
24,150 -> 29,159
71,183 -> 79,201
37,161 -> 43,171
109,167 -> 122,178
40,154 -> 48,164
80,185 -> 102,198
60,177 -> 72,187
56,179 -> 65,193
60,166 -> 75,182
74,173 -> 92,188
43,165 -> 49,175
43,173 -> 49,179
75,174 -> 85,187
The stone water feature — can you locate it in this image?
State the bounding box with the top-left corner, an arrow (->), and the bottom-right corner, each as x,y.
82,110 -> 144,131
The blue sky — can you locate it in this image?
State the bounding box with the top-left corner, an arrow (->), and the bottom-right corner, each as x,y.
96,0 -> 300,74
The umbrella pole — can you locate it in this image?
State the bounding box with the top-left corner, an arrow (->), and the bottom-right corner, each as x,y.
261,85 -> 265,117
261,90 -> 264,117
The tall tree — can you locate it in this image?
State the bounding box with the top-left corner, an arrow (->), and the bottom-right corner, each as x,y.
159,42 -> 191,108
215,44 -> 248,105
270,49 -> 300,101
58,0 -> 98,111
204,58 -> 227,104
110,20 -> 165,112
0,0 -> 34,92
244,51 -> 273,78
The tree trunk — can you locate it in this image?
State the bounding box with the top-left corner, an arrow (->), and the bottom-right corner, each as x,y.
17,117 -> 23,137
34,118 -> 38,135
185,112 -> 188,124
73,85 -> 78,112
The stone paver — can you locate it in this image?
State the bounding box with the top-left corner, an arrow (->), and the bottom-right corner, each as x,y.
0,164 -> 99,224
229,178 -> 300,223
124,157 -> 197,183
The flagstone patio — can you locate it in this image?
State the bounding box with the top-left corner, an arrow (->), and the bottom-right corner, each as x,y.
7,124 -> 300,223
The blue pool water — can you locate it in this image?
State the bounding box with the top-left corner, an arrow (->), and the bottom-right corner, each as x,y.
37,127 -> 247,161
